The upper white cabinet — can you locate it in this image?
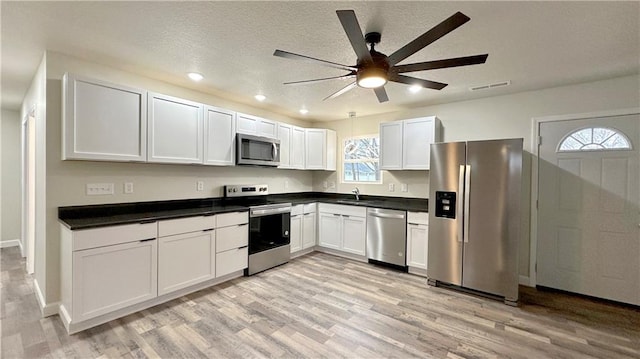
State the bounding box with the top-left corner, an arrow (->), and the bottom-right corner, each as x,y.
380,116 -> 441,170
62,73 -> 147,162
147,92 -> 203,164
305,129 -> 337,171
204,106 -> 236,166
279,124 -> 307,170
291,126 -> 306,169
237,113 -> 277,138
278,123 -> 292,169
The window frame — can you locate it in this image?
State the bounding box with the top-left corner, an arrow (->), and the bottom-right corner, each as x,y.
341,134 -> 382,184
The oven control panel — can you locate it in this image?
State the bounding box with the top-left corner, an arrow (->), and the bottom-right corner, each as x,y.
224,184 -> 269,197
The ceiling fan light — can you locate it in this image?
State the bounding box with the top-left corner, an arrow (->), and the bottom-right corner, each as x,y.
357,67 -> 387,88
187,72 -> 204,81
254,94 -> 266,102
409,85 -> 422,93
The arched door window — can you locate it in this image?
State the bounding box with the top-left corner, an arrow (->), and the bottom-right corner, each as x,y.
557,127 -> 632,152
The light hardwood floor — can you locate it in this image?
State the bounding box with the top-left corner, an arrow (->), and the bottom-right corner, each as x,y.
2,246 -> 639,358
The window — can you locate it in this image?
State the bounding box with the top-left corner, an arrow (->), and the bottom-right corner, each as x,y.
558,127 -> 632,152
343,135 -> 381,183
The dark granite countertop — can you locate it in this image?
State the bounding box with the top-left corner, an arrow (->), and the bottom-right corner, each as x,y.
59,192 -> 428,230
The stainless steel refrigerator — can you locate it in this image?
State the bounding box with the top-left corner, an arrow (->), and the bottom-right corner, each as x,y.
427,138 -> 522,305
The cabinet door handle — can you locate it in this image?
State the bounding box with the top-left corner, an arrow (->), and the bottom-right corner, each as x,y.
139,238 -> 155,243
202,228 -> 214,232
333,213 -> 341,217
343,215 -> 350,218
139,220 -> 156,224
203,213 -> 216,217
238,223 -> 248,227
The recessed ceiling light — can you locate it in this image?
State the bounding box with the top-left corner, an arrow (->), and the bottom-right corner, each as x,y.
299,108 -> 309,115
409,85 -> 422,93
187,72 -> 204,82
254,94 -> 266,102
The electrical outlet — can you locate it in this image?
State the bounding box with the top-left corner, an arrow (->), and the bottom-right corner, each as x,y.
124,182 -> 134,194
401,183 -> 408,192
329,181 -> 335,189
388,183 -> 395,192
86,183 -> 114,195
197,181 -> 204,191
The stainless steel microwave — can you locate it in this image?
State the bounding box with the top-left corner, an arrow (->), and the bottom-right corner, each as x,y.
236,133 -> 280,166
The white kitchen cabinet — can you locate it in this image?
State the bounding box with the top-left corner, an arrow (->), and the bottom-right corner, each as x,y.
290,211 -> 303,252
406,211 -> 429,274
379,121 -> 403,170
305,128 -> 337,170
318,213 -> 342,250
158,231 -> 215,295
291,126 -> 306,169
278,123 -> 292,169
237,113 -> 277,138
65,223 -> 159,323
204,106 -> 236,166
148,92 -> 203,164
215,212 -> 249,277
379,116 -> 441,170
157,215 -> 216,296
291,203 -> 317,253
62,73 -> 147,162
318,204 -> 366,255
301,204 -> 317,249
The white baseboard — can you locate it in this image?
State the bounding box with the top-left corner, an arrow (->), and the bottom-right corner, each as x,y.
519,275 -> 533,287
0,239 -> 22,249
33,278 -> 59,317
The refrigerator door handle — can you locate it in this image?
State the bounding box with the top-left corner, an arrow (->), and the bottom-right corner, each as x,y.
463,165 -> 471,243
458,165 -> 465,243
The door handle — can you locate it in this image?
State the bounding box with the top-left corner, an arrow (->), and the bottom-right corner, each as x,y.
463,164 -> 471,243
457,165 -> 465,243
272,143 -> 278,160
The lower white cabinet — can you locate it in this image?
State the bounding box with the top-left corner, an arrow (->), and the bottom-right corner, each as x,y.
215,212 -> 249,277
158,231 -> 215,295
406,212 -> 429,272
70,232 -> 158,322
318,204 -> 366,256
291,203 -> 317,253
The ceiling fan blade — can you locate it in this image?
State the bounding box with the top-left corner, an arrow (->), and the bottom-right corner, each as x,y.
323,82 -> 357,101
393,54 -> 488,73
283,73 -> 356,85
386,12 -> 471,66
274,50 -> 357,72
389,74 -> 448,90
336,10 -> 373,64
374,87 -> 389,103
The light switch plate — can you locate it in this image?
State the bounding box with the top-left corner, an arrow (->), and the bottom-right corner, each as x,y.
388,183 -> 395,192
197,181 -> 204,191
401,183 -> 408,192
124,182 -> 134,194
86,183 -> 114,195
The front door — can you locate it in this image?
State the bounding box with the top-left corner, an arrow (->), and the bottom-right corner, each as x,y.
537,114 -> 639,305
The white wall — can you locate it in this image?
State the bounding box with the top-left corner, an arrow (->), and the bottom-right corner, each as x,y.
312,74 -> 640,278
39,52 -> 314,306
1,109 -> 22,245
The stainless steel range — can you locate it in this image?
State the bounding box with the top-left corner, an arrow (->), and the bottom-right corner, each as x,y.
224,184 -> 291,275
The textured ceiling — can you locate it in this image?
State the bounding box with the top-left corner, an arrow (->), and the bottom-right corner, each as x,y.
1,1 -> 638,121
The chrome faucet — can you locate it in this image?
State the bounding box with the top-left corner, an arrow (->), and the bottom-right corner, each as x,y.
352,187 -> 360,201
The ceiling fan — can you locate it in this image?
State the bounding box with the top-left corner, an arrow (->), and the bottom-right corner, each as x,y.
273,10 -> 488,103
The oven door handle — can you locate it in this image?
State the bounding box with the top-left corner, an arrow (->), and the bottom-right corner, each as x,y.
250,207 -> 291,217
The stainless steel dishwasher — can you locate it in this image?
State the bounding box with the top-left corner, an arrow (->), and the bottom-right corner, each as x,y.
366,208 -> 407,268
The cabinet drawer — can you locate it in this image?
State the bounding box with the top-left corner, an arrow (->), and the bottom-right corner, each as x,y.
318,203 -> 366,217
303,203 -> 316,214
216,211 -> 248,227
407,211 -> 429,225
216,247 -> 248,277
291,204 -> 304,216
158,216 -> 215,237
73,222 -> 157,251
216,224 -> 248,253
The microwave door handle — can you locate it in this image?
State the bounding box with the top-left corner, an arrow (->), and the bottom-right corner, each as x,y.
272,143 -> 278,160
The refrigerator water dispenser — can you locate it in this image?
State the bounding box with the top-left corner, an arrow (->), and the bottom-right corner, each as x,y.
435,191 -> 456,218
